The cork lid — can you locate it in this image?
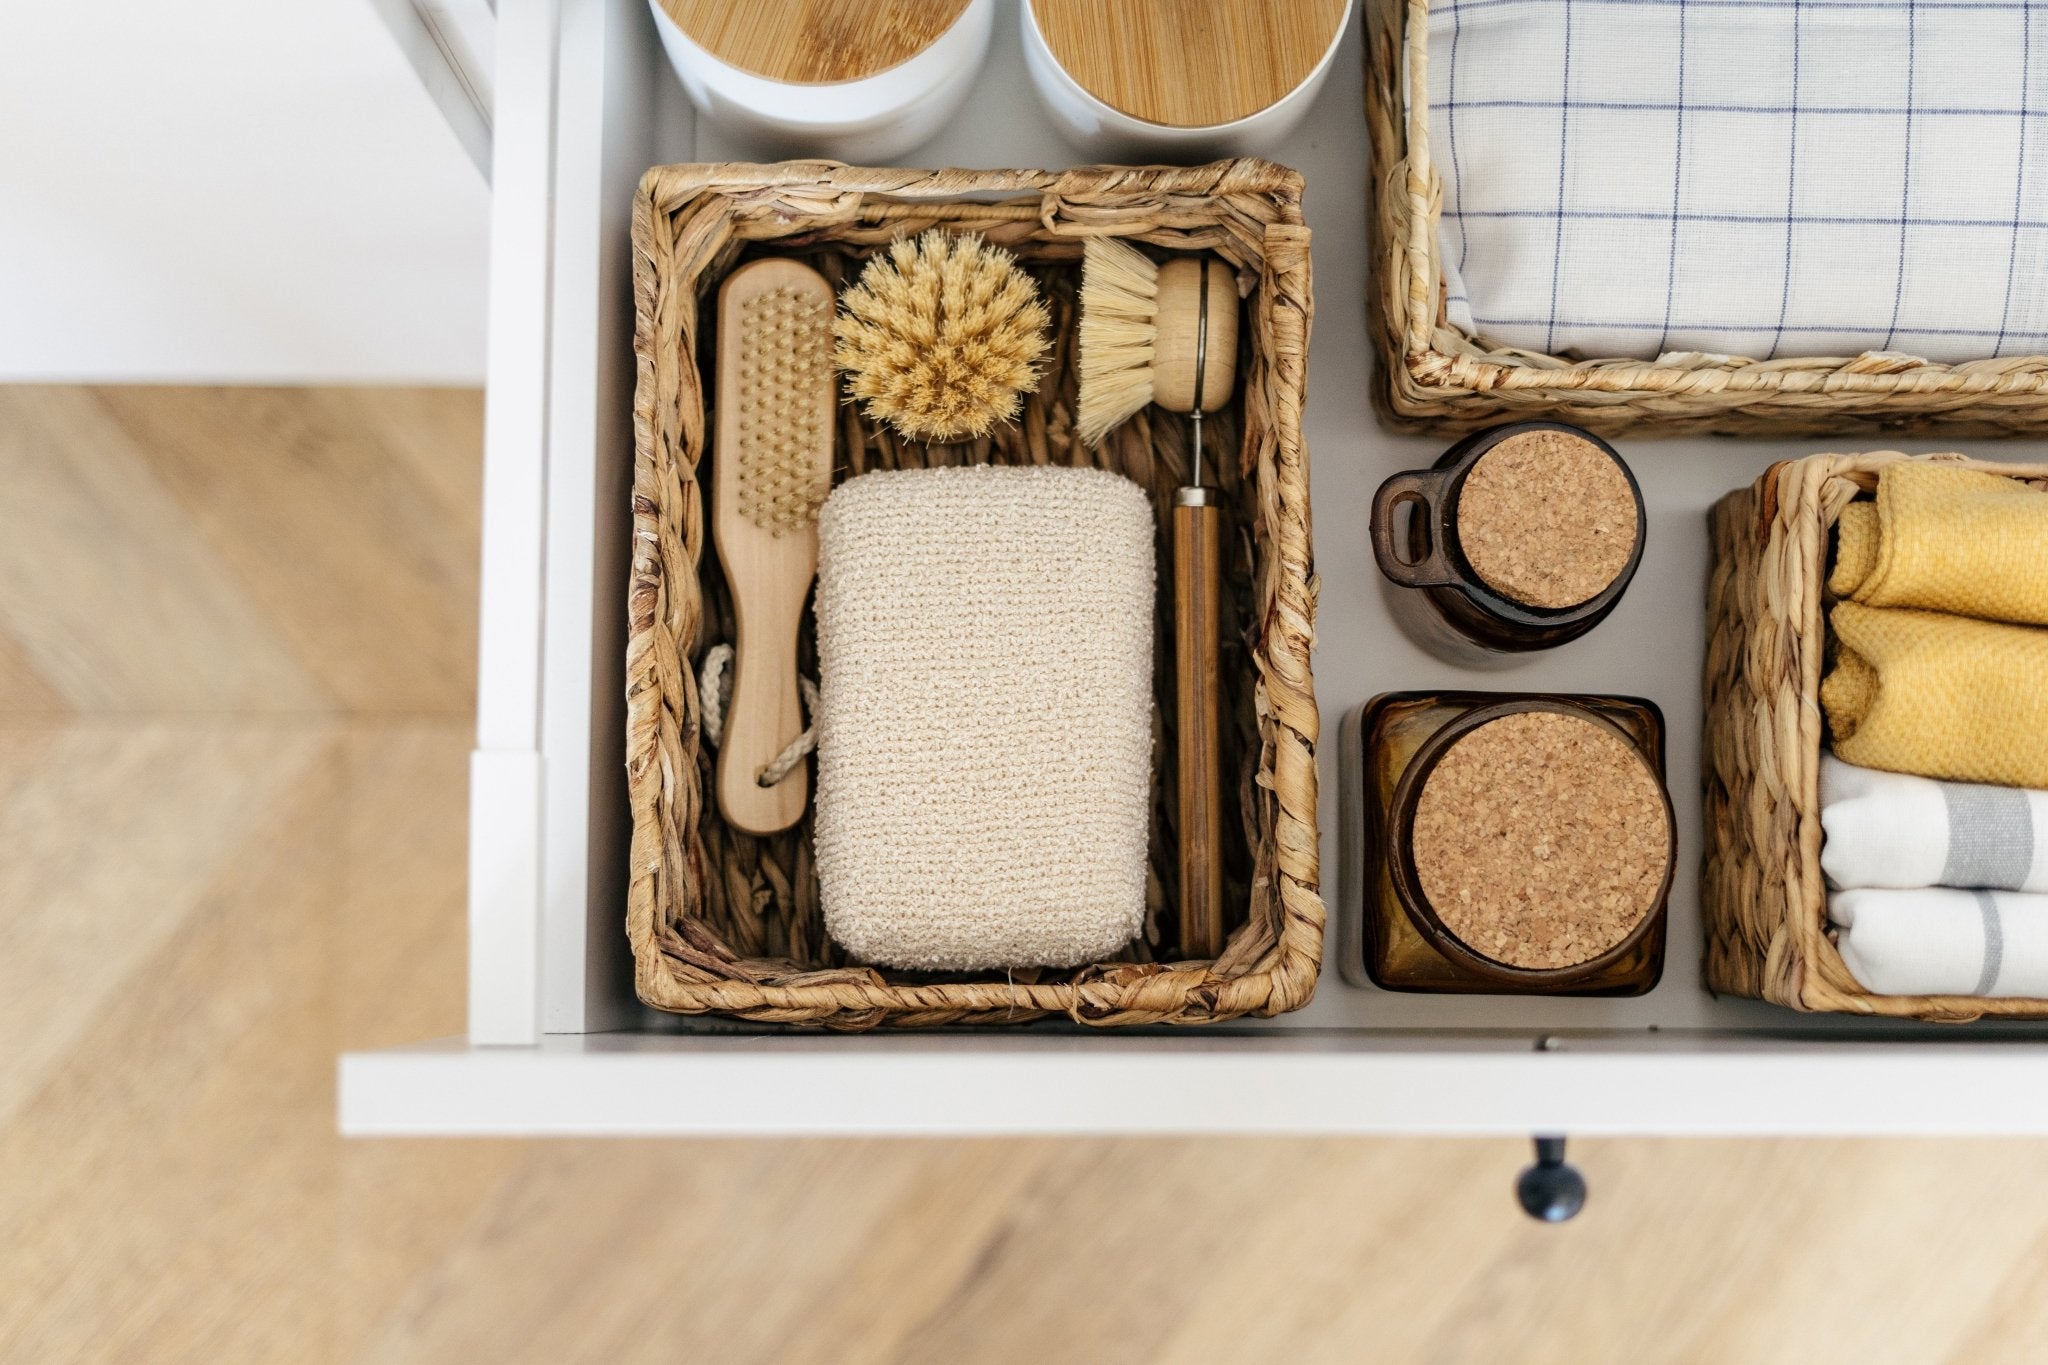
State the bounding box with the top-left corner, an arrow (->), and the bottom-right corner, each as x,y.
660,0 -> 973,84
1410,709 -> 1671,971
1028,0 -> 1350,128
1456,429 -> 1638,610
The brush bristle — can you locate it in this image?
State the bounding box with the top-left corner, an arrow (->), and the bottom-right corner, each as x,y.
832,229 -> 1050,443
1076,236 -> 1162,446
735,281 -> 833,536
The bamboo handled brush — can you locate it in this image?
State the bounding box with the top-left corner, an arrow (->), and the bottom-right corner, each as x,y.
1078,237 -> 1239,960
713,257 -> 836,835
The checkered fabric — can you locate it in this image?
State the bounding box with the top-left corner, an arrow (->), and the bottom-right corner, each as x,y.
1426,0 -> 2048,363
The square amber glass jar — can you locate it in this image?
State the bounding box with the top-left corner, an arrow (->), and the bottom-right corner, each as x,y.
1355,691 -> 1671,996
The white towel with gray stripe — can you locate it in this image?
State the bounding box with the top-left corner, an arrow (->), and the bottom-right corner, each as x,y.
1821,754 -> 2048,893
1831,887 -> 2048,997
1425,0 -> 2048,363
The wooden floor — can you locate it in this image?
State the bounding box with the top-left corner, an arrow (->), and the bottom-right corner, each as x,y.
5,386 -> 2048,1364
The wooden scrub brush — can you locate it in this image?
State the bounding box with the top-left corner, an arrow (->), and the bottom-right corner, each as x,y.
1078,235 -> 1240,960
712,257 -> 836,836
833,229 -> 1051,442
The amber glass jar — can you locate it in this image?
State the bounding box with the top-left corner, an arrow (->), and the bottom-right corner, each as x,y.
1370,422 -> 1646,667
1355,691 -> 1673,995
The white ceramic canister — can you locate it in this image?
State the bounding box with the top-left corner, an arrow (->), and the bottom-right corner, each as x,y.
650,0 -> 995,163
1021,0 -> 1353,161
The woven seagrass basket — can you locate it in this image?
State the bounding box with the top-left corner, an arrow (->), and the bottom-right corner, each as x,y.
1703,451 -> 2048,1020
1365,0 -> 2048,437
624,160 -> 1323,1029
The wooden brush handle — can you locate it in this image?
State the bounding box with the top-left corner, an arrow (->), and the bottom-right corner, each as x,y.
1174,493 -> 1226,960
719,577 -> 810,836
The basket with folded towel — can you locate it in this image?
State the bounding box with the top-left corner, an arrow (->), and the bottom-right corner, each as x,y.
1365,0 -> 2048,434
1807,462 -> 2048,999
1705,450 -> 2048,1019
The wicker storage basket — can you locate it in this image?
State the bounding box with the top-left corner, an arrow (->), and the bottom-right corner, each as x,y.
1703,451 -> 2048,1020
1365,0 -> 2048,438
625,160 -> 1323,1029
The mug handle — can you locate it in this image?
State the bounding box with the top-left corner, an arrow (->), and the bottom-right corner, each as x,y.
1371,468 -> 1455,588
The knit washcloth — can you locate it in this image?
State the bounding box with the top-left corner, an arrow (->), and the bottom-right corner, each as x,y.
1823,603 -> 2048,789
811,464 -> 1156,971
1829,462 -> 2048,626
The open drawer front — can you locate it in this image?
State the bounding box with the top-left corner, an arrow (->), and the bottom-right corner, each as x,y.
340,0 -> 2048,1137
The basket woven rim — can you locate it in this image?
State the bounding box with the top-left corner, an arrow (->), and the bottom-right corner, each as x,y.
1725,450 -> 2048,1021
624,158 -> 1326,1028
1366,0 -> 2048,423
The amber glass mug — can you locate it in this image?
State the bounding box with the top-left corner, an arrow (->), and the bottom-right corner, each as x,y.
1370,421 -> 1646,666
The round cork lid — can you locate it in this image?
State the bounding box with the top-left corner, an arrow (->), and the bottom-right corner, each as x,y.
660,0 -> 973,84
1028,0 -> 1350,128
1455,429 -> 1640,610
1410,709 -> 1672,972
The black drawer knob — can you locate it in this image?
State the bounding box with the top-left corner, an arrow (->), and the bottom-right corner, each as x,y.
1516,1134 -> 1586,1222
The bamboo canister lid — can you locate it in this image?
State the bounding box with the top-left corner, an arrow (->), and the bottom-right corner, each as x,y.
1028,0 -> 1349,127
659,0 -> 973,84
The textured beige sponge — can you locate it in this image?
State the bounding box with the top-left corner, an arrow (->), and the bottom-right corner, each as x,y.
812,464 -> 1156,970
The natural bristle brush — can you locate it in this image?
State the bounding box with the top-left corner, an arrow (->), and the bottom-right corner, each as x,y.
832,228 -> 1050,443
1078,236 -> 1239,960
713,257 -> 836,835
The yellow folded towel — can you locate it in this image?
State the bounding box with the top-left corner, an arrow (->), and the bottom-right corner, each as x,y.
1824,602 -> 2048,789
1828,462 -> 2048,625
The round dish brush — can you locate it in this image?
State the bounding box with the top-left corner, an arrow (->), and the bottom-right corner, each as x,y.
833,229 -> 1051,443
1077,235 -> 1240,961
1077,236 -> 1238,446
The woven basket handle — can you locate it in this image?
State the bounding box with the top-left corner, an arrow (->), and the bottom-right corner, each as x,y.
1371,468 -> 1456,588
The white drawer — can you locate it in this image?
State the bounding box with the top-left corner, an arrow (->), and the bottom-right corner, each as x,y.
339,0 -> 2048,1137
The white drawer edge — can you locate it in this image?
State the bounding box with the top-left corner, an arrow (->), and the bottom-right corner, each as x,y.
538,0 -> 696,1035
468,750 -> 543,1044
474,0 -> 558,760
467,0 -> 562,1044
339,1036 -> 2048,1137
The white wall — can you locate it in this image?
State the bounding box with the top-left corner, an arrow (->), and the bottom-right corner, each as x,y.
0,1 -> 489,385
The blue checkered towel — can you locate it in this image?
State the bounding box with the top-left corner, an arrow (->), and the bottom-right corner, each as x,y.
1426,0 -> 2048,363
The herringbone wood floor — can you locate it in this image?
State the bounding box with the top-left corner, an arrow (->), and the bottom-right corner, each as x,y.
4,385 -> 2048,1364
